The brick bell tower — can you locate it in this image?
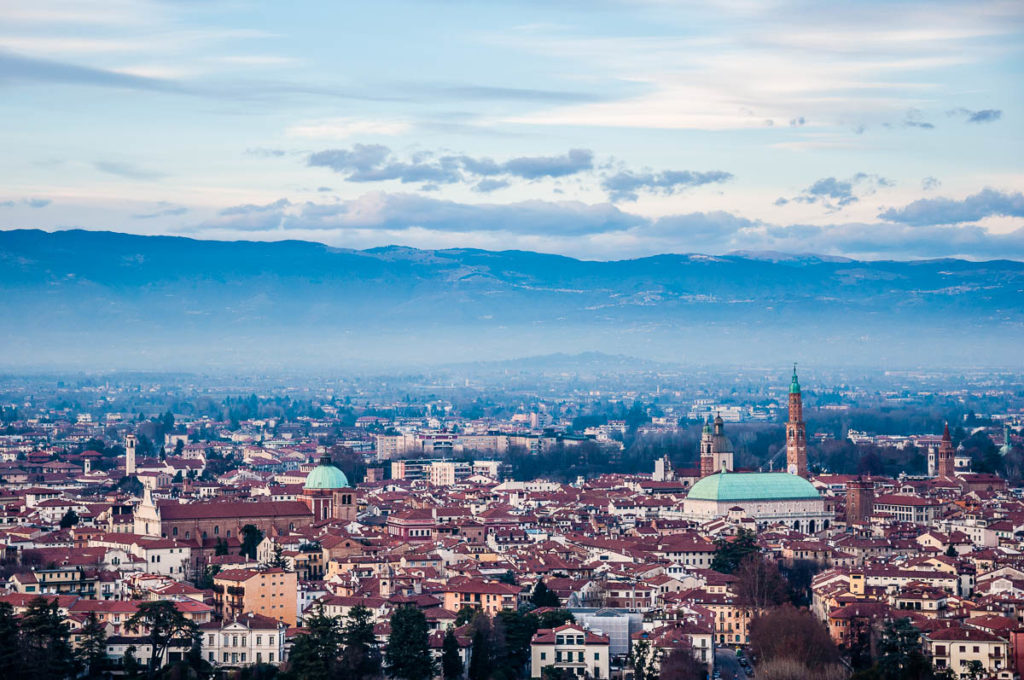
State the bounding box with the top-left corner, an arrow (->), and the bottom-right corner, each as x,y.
786,364 -> 808,478
937,422 -> 955,478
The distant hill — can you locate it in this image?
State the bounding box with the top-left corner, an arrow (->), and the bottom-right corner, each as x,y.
1,229 -> 1022,370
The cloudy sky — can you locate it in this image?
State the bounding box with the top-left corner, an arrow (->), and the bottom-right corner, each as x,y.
1,0 -> 1022,260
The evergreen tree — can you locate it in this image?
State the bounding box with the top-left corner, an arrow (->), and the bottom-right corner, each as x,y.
496,610 -> 540,675
536,610 -> 575,629
711,528 -> 760,574
385,605 -> 434,680
876,618 -> 930,680
530,581 -> 560,608
19,596 -> 77,680
286,602 -> 341,680
123,646 -> 142,680
77,612 -> 108,679
341,604 -> 382,680
441,628 -> 464,680
0,602 -> 20,680
467,612 -> 492,680
455,606 -> 476,626
269,542 -> 289,569
59,508 -> 80,528
628,639 -> 656,680
240,524 -> 264,560
125,600 -> 199,680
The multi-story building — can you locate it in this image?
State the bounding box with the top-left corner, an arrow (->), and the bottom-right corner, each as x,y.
213,568 -> 298,626
440,577 -> 521,616
924,627 -> 1010,677
530,624 -> 610,679
201,612 -> 288,668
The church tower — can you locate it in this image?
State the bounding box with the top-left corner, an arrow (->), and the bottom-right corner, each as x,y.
125,433 -> 137,477
786,365 -> 808,478
937,422 -> 955,478
699,415 -> 734,477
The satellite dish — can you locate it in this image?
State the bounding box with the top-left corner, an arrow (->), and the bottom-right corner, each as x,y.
787,463 -> 798,475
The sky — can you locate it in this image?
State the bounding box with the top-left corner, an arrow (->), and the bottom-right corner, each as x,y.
1,0 -> 1023,261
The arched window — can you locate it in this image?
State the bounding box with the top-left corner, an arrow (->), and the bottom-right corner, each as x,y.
214,526 -> 219,535
172,527 -> 178,536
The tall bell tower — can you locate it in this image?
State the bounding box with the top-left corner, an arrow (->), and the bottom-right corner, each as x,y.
937,422 -> 955,478
786,364 -> 808,478
125,433 -> 137,477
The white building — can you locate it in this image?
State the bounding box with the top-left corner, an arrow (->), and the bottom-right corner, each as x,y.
682,471 -> 832,534
201,612 -> 288,668
530,623 -> 610,679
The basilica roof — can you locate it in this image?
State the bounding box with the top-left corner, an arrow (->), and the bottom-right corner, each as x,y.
686,471 -> 819,502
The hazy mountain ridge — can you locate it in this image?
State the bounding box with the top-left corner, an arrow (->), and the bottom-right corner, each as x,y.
1,229 -> 1022,369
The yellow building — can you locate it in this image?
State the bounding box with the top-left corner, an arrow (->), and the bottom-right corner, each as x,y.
213,568 -> 298,626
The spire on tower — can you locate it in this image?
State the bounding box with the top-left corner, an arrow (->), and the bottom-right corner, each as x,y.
790,363 -> 801,394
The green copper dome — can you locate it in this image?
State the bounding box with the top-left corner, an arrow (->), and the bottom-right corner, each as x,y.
687,471 -> 819,502
790,365 -> 801,394
304,457 -> 350,490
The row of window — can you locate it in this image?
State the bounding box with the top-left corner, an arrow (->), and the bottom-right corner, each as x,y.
539,651 -> 600,662
208,651 -> 276,664
208,634 -> 284,647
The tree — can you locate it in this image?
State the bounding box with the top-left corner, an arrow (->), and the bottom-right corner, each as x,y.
496,609 -> 540,675
125,600 -> 199,680
0,602 -> 20,680
531,581 -> 561,608
386,605 -> 434,680
269,542 -> 289,569
455,605 -> 476,626
758,658 -> 849,680
341,604 -> 382,680
196,564 -> 220,590
442,628 -> 464,680
287,602 -> 341,680
875,618 -> 930,680
540,667 -> 570,680
123,646 -> 142,680
659,648 -> 706,680
467,612 -> 492,680
627,639 -> 657,680
215,537 -> 229,556
240,524 -> 264,560
735,554 -> 788,611
536,610 -> 575,629
59,508 -> 80,529
77,612 -> 108,679
19,596 -> 77,680
711,528 -> 760,574
749,605 -> 840,671
965,659 -> 984,680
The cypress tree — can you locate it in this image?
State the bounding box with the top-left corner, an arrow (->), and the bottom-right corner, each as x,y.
385,605 -> 434,680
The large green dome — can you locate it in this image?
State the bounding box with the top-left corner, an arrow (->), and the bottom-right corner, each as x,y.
687,471 -> 819,502
304,460 -> 350,490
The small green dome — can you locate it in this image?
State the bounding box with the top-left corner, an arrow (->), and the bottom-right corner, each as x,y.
687,471 -> 819,502
790,364 -> 801,394
304,460 -> 349,490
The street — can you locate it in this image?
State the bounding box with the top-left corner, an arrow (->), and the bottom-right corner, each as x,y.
714,647 -> 749,680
